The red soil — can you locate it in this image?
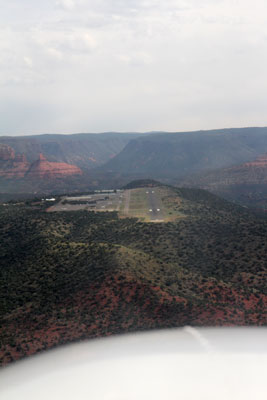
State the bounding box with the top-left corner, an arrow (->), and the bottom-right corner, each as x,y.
1,271 -> 266,367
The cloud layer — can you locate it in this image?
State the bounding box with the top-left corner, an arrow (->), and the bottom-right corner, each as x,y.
1,0 -> 267,135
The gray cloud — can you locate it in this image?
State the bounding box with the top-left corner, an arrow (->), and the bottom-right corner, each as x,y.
1,0 -> 267,135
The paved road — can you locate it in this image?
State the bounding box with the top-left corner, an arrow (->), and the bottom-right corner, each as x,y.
147,189 -> 164,221
48,193 -> 124,212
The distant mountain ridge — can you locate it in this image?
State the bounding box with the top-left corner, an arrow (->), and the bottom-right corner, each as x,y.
0,132 -> 144,169
1,128 -> 267,210
101,127 -> 267,178
2,128 -> 267,177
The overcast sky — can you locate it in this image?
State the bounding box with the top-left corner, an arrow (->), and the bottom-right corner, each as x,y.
1,0 -> 267,135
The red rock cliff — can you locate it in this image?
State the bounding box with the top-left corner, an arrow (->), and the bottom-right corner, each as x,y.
0,144 -> 30,178
26,153 -> 82,179
0,154 -> 30,178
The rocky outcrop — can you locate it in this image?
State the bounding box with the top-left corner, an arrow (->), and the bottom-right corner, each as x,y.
0,144 -> 15,161
26,153 -> 82,179
0,155 -> 30,178
0,144 -> 29,178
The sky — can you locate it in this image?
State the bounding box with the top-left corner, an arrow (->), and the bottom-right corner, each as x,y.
1,0 -> 267,135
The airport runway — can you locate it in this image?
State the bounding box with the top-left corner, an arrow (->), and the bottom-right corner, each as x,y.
124,190 -> 131,214
47,189 -> 165,222
147,189 -> 164,221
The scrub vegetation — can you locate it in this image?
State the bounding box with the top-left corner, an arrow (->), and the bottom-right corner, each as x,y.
0,184 -> 266,366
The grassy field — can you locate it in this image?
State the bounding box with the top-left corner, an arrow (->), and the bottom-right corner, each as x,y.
157,187 -> 187,221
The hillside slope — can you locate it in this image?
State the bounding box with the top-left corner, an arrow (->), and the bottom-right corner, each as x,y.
0,185 -> 266,366
177,153 -> 267,210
